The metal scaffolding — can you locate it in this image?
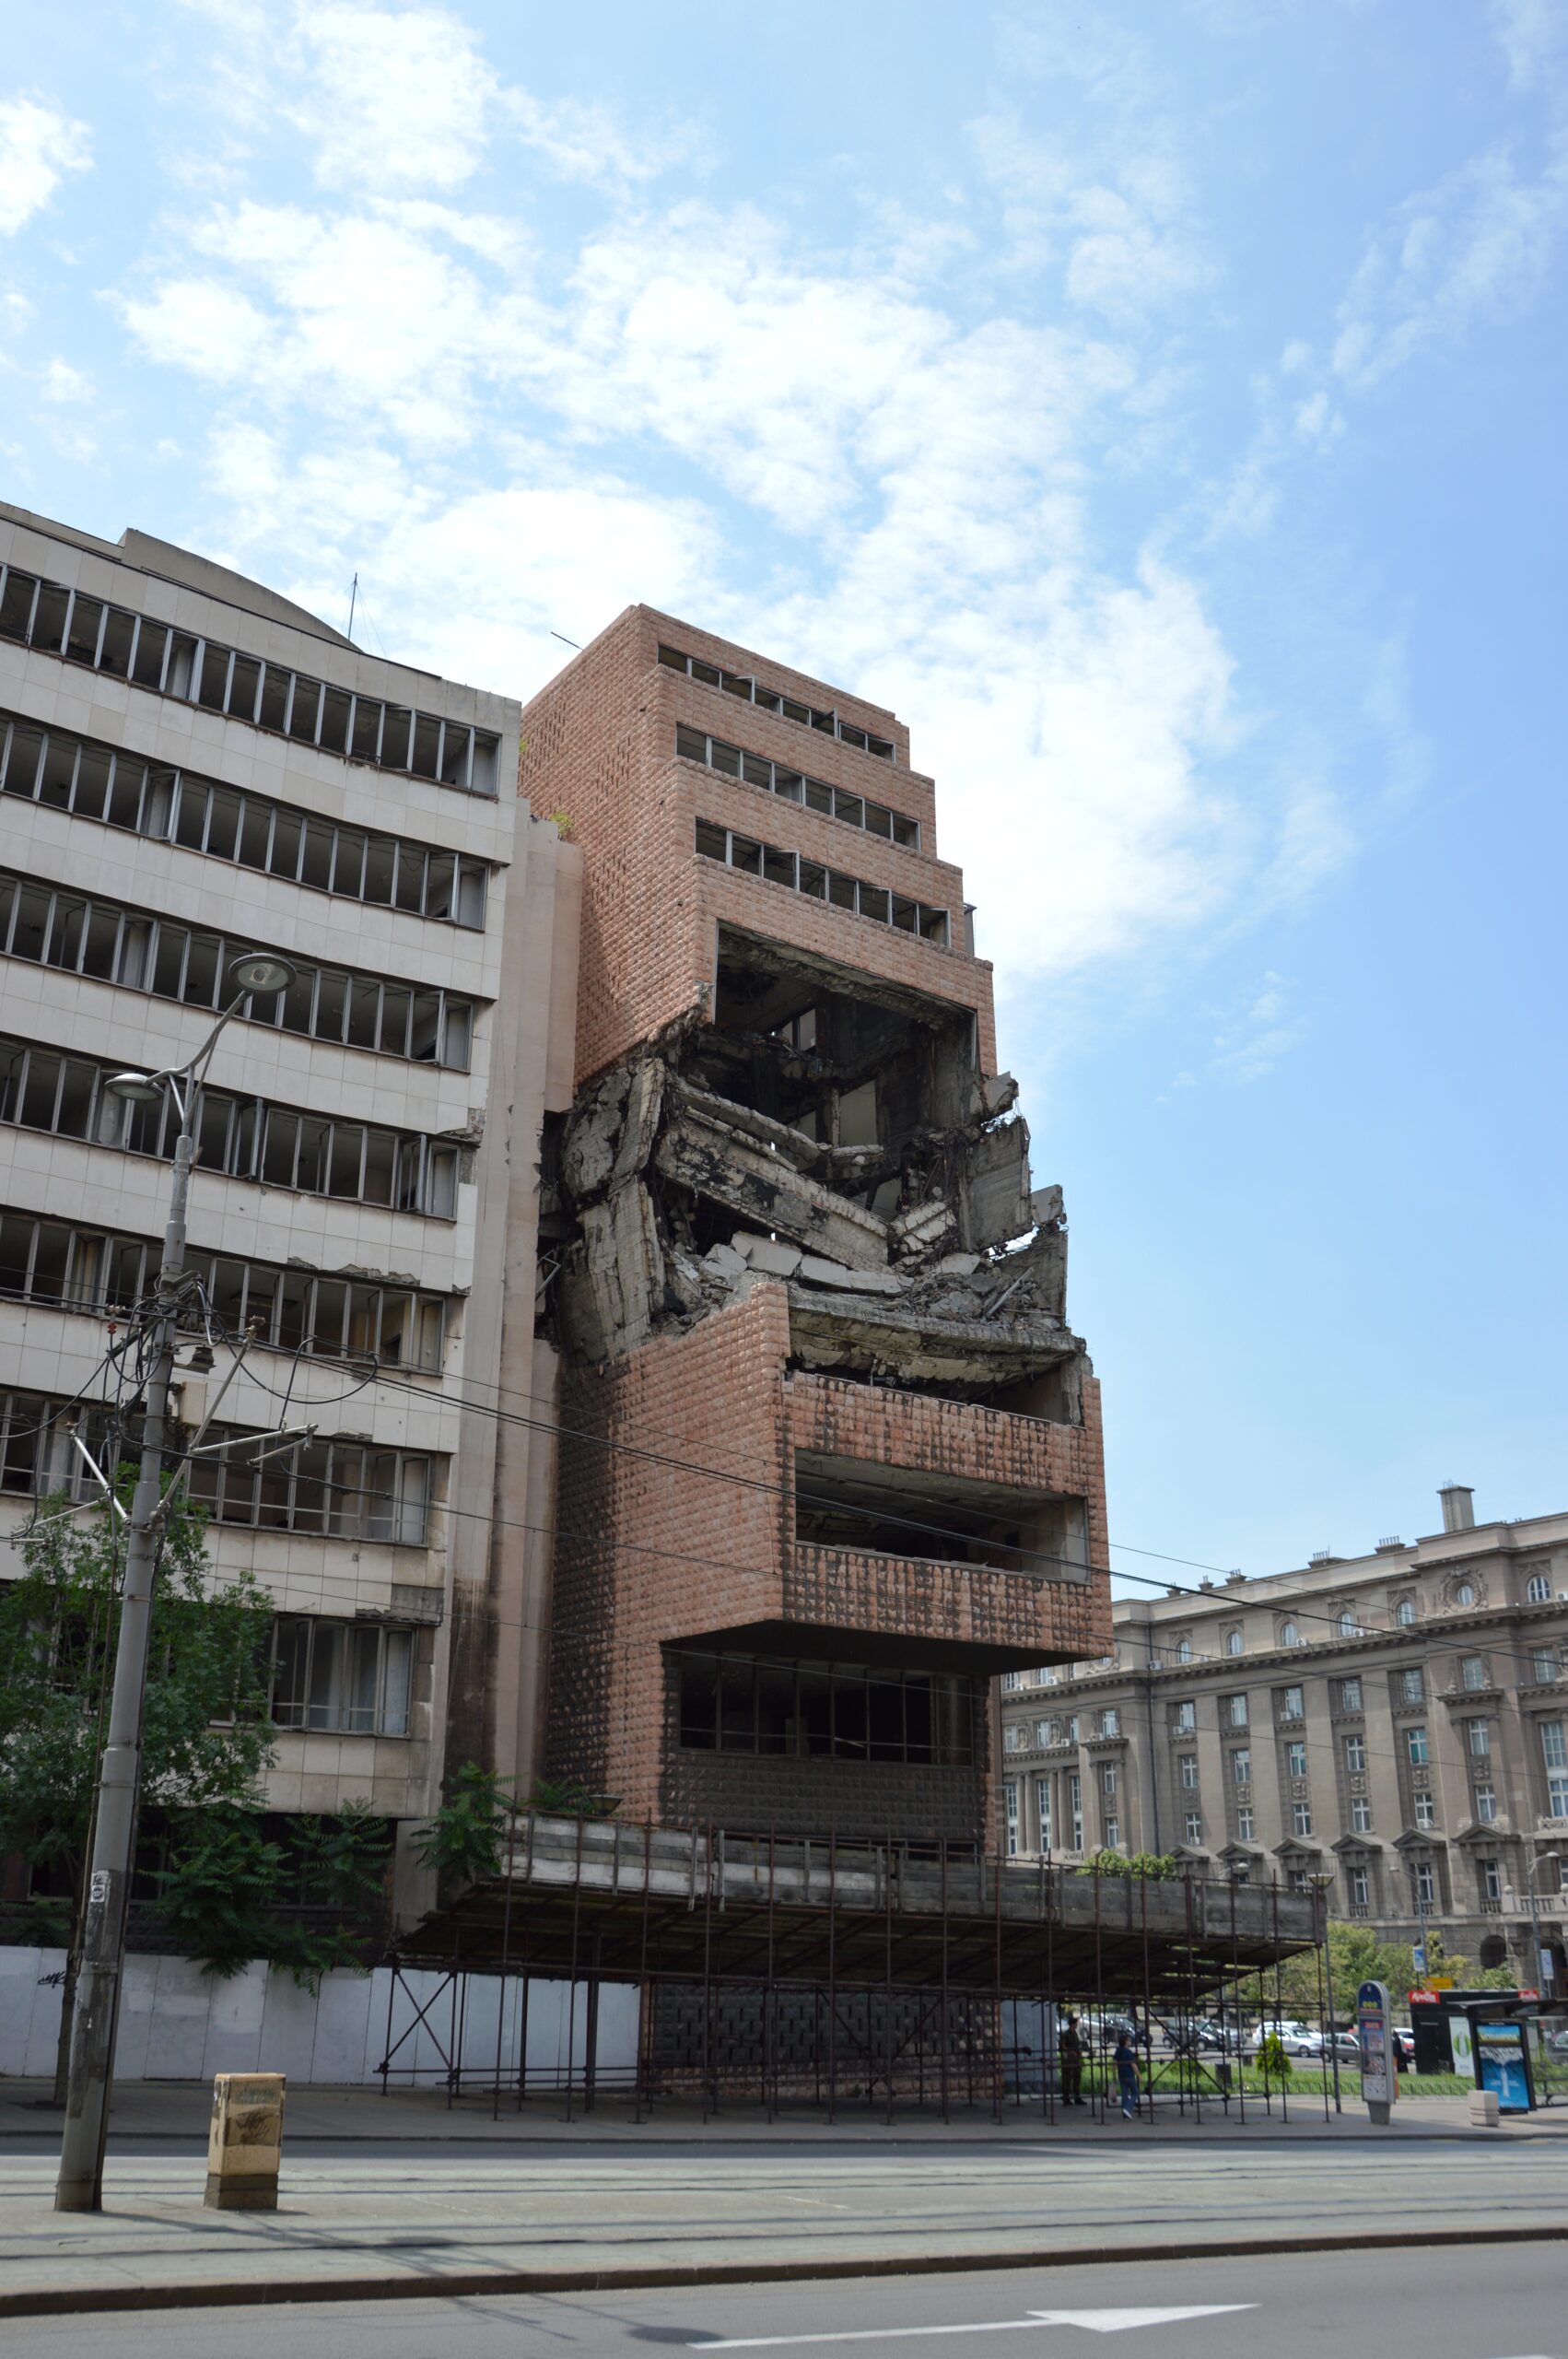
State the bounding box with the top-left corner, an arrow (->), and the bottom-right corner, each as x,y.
377,1812 -> 1333,2126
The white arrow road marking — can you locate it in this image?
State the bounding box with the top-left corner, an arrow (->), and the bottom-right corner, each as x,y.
689,2306 -> 1256,2349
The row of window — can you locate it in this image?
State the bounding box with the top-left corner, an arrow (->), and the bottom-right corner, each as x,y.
0,1034 -> 462,1218
1153,1651 -> 1562,1732
0,1388 -> 434,1543
0,563 -> 500,792
1175,1719 -> 1568,1832
0,710 -> 491,928
1008,1778 -> 1554,1895
1064,1578 -> 1557,1672
675,1650 -> 975,1765
270,1617 -> 415,1735
0,1209 -> 449,1372
188,1424 -> 434,1544
675,722 -> 919,847
658,641 -> 896,762
1007,1706 -> 1121,1751
695,818 -> 950,944
0,870 -> 475,1071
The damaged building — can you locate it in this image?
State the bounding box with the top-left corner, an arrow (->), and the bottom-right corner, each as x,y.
524,610 -> 1111,1850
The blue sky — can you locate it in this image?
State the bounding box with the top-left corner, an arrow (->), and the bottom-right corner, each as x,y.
4,0 -> 1564,1590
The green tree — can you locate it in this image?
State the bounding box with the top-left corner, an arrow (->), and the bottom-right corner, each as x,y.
411,1766 -> 618,1897
0,1487 -> 275,2096
1075,1848 -> 1177,1881
274,1802 -> 392,1992
412,1763 -> 517,1890
150,1800 -> 392,1990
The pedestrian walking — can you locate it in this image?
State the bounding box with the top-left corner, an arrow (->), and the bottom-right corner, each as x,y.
1114,2029 -> 1141,2120
1059,2012 -> 1086,2107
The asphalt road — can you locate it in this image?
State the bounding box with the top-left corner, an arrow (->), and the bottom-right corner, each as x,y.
1,2245 -> 1563,2358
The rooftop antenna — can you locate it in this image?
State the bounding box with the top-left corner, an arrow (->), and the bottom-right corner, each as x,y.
346,571 -> 359,641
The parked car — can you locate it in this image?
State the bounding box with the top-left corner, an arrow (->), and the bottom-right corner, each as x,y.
1248,2020 -> 1317,2058
1390,2025 -> 1417,2067
1300,2027 -> 1362,2061
1164,2014 -> 1240,2053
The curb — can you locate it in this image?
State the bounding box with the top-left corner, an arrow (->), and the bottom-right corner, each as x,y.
2,2224 -> 1566,2320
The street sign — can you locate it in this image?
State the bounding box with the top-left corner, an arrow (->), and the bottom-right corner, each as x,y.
1411,1942 -> 1427,1977
1357,1978 -> 1397,2123
1428,1975 -> 1454,1989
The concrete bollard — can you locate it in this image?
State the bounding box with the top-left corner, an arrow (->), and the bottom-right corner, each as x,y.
1468,2088 -> 1500,2129
205,2072 -> 287,2210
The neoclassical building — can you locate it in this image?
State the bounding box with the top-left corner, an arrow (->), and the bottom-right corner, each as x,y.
999,1485 -> 1568,1984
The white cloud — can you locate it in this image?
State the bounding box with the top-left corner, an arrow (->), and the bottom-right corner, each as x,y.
198,421 -> 718,696
1332,140 -> 1568,390
41,358 -> 90,403
970,111 -> 1212,323
287,2 -> 498,192
0,97 -> 91,237
120,275 -> 272,381
106,3 -> 1388,999
1490,0 -> 1568,92
121,200 -> 544,447
1206,971 -> 1309,1086
504,89 -> 698,193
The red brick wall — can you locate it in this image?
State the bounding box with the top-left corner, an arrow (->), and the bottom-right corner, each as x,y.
547,1287 -> 793,1819
546,1281 -> 1111,1835
520,606 -> 997,1086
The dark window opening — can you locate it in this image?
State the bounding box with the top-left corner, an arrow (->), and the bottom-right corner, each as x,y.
675,1649 -> 975,1765
793,1450 -> 1089,1581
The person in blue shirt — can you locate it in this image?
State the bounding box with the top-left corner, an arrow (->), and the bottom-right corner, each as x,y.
1114,2029 -> 1141,2120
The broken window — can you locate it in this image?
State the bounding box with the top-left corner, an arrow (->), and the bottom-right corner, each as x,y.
675,722 -> 918,844
692,927 -> 978,1154
674,1649 -> 975,1764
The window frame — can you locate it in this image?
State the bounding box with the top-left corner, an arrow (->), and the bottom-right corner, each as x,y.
0,709 -> 491,931
0,567 -> 498,799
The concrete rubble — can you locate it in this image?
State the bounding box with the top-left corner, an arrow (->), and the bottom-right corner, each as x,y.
544,988 -> 1082,1402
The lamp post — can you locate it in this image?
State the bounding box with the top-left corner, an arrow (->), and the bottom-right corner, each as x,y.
1526,1851 -> 1560,2000
55,956 -> 297,2213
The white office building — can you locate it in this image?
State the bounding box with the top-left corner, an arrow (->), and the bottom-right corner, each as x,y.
0,503 -> 580,1916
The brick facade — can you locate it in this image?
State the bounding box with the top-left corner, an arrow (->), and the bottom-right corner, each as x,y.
521,606 -> 995,1087
527,611 -> 1111,1848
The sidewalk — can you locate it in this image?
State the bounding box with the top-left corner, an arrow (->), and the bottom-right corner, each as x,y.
2,2082 -> 1564,2318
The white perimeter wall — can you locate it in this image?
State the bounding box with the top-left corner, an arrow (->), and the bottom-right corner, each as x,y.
0,1947 -> 638,2086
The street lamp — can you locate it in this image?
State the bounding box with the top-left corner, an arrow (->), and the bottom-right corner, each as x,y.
1526,1852 -> 1561,2001
55,955 -> 297,2213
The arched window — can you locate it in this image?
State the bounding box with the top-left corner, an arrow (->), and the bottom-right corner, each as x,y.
1225,1628 -> 1244,1657
1527,1574 -> 1550,1603
1280,1620 -> 1300,1648
1395,1598 -> 1417,1627
1337,1608 -> 1360,1637
1455,1580 -> 1476,1608
1176,1637 -> 1193,1663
